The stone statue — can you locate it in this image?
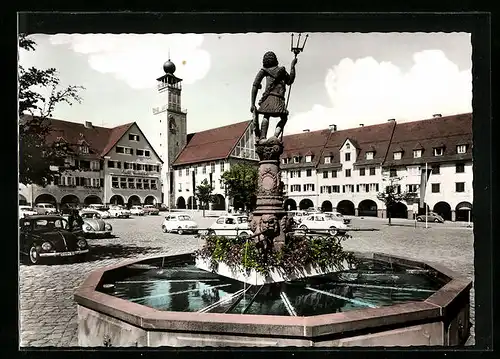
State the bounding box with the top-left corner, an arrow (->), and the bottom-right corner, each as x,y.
250,51 -> 297,143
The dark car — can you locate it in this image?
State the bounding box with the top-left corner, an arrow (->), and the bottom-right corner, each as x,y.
19,215 -> 90,265
416,212 -> 445,223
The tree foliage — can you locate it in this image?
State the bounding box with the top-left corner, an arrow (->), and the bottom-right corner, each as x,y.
195,179 -> 216,217
221,162 -> 258,211
18,33 -> 85,186
376,175 -> 416,225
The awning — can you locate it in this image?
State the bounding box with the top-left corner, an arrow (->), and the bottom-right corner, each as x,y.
456,202 -> 472,211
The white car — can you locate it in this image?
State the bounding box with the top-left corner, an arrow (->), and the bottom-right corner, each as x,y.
208,215 -> 252,238
108,205 -> 131,218
324,212 -> 351,225
288,210 -> 309,224
130,205 -> 145,216
34,203 -> 58,215
297,213 -> 348,235
81,205 -> 111,219
162,213 -> 199,235
80,211 -> 113,238
19,206 -> 37,218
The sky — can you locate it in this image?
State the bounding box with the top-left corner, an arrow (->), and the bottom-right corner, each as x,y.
19,32 -> 472,152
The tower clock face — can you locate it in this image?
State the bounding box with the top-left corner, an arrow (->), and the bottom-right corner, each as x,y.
169,116 -> 177,134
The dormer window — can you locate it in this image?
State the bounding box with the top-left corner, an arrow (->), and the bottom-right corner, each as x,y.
293,156 -> 300,163
365,151 -> 374,160
346,143 -> 351,150
413,150 -> 422,158
457,145 -> 467,154
434,147 -> 444,156
281,158 -> 289,165
80,145 -> 89,154
393,152 -> 402,160
128,134 -> 140,141
324,156 -> 331,164
305,155 -> 312,163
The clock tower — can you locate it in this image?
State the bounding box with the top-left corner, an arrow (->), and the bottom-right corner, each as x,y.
153,59 -> 187,207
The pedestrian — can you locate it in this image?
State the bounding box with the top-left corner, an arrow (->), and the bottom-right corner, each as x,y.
69,209 -> 84,231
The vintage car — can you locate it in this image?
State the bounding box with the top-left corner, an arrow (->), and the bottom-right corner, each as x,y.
297,213 -> 348,235
208,215 -> 252,237
130,205 -> 145,216
19,215 -> 90,265
80,211 -> 113,238
161,213 -> 199,234
142,204 -> 160,215
416,212 -> 445,223
287,210 -> 309,224
108,205 -> 131,218
34,203 -> 58,215
324,211 -> 352,225
83,204 -> 111,219
19,206 -> 37,218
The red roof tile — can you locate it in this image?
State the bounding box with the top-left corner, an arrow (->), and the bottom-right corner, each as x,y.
281,129 -> 331,169
172,121 -> 251,166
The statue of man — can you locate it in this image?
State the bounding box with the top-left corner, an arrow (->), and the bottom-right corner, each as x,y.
250,51 -> 297,143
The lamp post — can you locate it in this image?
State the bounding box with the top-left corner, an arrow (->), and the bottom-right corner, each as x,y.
285,33 -> 309,111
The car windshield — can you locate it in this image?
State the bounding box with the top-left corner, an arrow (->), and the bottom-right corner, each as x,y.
82,212 -> 101,219
177,215 -> 192,221
34,218 -> 69,230
237,217 -> 248,224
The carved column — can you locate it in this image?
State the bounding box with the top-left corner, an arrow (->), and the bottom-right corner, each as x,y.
249,137 -> 292,253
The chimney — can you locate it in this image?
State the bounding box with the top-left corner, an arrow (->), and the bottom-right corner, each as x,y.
329,124 -> 337,132
432,113 -> 442,118
84,121 -> 93,128
359,123 -> 364,127
387,118 -> 395,122
303,129 -> 310,133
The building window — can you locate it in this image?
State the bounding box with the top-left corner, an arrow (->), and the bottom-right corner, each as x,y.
303,184 -> 315,192
108,160 -> 115,168
144,179 -> 150,190
306,169 -> 312,177
457,145 -> 467,154
220,162 -> 225,172
129,134 -> 140,141
345,169 -> 351,177
346,143 -> 350,150
136,149 -> 144,156
128,178 -> 135,189
456,163 -> 465,173
90,161 -> 100,170
345,153 -> 351,161
281,158 -> 289,165
116,146 -> 133,155
369,167 -> 376,176
389,168 -> 397,177
431,165 -> 440,174
185,168 -> 189,176
305,155 -> 312,163
210,162 -> 216,173
359,168 -> 365,176
290,170 -> 301,178
81,146 -> 89,154
393,152 -> 402,160
178,169 -> 182,177
293,156 -> 300,163
119,177 -> 127,189
433,147 -> 443,156
407,184 -> 419,193
342,184 -> 354,193
202,166 -> 207,174
290,184 -> 301,192
178,183 -> 182,192
456,182 -> 465,192
151,180 -> 157,190
324,156 -> 331,164
332,185 -> 340,193
366,151 -> 374,160
111,177 -> 119,189
331,170 -> 337,178
413,150 -> 422,158
431,183 -> 440,193
323,171 -> 328,179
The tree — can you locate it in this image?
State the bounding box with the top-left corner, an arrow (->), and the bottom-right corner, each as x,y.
18,33 -> 85,186
221,163 -> 258,212
195,179 -> 215,217
376,176 -> 416,225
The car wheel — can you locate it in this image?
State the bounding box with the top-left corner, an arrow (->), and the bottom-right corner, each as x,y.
177,228 -> 184,235
299,225 -> 308,233
434,218 -> 440,223
416,217 -> 423,222
328,227 -> 337,236
162,225 -> 167,233
239,232 -> 249,238
28,244 -> 41,265
207,229 -> 215,236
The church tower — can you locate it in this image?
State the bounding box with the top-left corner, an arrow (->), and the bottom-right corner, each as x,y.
153,58 -> 187,207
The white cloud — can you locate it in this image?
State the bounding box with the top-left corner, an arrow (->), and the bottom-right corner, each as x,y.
48,34 -> 211,89
286,50 -> 472,134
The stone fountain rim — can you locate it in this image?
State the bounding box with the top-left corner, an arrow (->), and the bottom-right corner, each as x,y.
74,251 -> 472,339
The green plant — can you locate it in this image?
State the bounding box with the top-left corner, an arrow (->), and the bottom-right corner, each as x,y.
194,232 -> 357,276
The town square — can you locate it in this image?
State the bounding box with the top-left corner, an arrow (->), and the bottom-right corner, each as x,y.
18,26 -> 476,347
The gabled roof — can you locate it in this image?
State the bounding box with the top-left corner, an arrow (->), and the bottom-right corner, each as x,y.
383,113 -> 472,167
172,121 -> 251,166
101,123 -> 134,156
413,142 -> 424,150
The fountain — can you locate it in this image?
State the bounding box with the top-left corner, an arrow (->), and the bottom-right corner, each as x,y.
74,35 -> 472,346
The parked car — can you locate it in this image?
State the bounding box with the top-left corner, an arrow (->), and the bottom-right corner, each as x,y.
19,215 -> 90,264
34,203 -> 58,215
416,212 -> 445,223
80,211 -> 113,238
208,215 -> 252,237
297,213 -> 348,235
162,213 -> 199,234
84,204 -> 111,219
130,205 -> 145,216
108,205 -> 131,218
324,212 -> 351,225
288,210 -> 309,224
19,206 -> 37,218
142,204 -> 160,216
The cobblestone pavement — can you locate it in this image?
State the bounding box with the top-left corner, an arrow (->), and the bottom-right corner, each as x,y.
19,212 -> 475,347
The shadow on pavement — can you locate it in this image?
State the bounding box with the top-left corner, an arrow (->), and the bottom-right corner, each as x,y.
86,243 -> 163,262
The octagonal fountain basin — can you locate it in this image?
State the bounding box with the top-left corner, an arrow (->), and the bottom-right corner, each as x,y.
75,252 -> 472,347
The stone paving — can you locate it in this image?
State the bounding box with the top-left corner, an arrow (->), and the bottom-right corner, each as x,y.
19,212 -> 475,347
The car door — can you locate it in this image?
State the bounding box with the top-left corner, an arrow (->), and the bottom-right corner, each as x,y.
313,215 -> 325,231
19,220 -> 31,253
224,217 -> 237,236
211,217 -> 224,236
